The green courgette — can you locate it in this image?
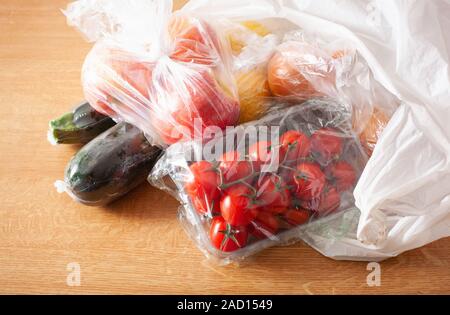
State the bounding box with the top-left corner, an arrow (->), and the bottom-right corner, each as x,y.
57,122 -> 162,206
48,101 -> 116,145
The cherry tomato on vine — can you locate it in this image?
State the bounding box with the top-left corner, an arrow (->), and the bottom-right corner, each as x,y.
255,174 -> 291,214
311,128 -> 343,164
219,151 -> 254,185
248,141 -> 278,172
325,161 -> 356,192
250,212 -> 279,239
284,209 -> 311,226
209,217 -> 248,252
220,184 -> 258,226
302,185 -> 341,216
279,130 -> 311,164
185,161 -> 220,215
293,162 -> 326,201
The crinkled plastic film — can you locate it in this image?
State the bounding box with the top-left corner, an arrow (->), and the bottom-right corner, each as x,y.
67,0 -> 239,147
150,99 -> 368,264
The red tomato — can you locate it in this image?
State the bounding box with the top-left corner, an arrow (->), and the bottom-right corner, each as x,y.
255,175 -> 291,214
150,70 -> 239,145
267,42 -> 336,99
311,128 -> 343,164
185,161 -> 220,215
279,130 -> 311,164
250,212 -> 279,239
248,141 -> 278,172
278,166 -> 296,188
294,162 -> 326,201
83,46 -> 153,117
169,15 -> 221,66
220,184 -> 258,226
219,151 -> 254,185
325,161 -> 356,192
210,217 -> 248,252
284,209 -> 311,226
302,185 -> 341,216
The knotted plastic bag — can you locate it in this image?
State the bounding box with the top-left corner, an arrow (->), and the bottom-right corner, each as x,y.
66,0 -> 239,147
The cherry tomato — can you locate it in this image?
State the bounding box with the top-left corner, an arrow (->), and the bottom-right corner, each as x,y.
220,184 -> 258,226
250,212 -> 279,239
302,185 -> 341,216
325,161 -> 356,192
311,128 -> 343,164
255,175 -> 291,214
210,217 -> 248,252
219,151 -> 254,185
279,130 -> 311,164
185,161 -> 220,215
248,141 -> 278,172
278,166 -> 296,188
294,162 -> 326,201
284,209 -> 311,226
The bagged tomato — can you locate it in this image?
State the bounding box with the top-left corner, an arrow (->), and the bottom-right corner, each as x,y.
150,99 -> 368,264
267,31 -> 400,156
66,0 -> 239,147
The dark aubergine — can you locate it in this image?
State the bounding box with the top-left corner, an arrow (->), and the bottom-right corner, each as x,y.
49,101 -> 116,144
62,122 -> 161,206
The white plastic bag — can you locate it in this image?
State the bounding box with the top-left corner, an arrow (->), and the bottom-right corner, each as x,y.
181,0 -> 450,260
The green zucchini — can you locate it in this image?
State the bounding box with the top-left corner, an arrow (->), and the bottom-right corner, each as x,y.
48,101 -> 116,145
57,122 -> 162,206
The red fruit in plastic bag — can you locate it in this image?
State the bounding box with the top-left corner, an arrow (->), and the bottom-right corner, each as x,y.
210,217 -> 248,252
302,185 -> 341,216
311,128 -> 343,164
83,47 -> 154,116
267,42 -> 336,99
185,161 -> 220,215
255,174 -> 291,214
250,212 -> 279,239
293,162 -> 326,200
325,161 -> 356,192
284,209 -> 310,226
150,70 -> 240,144
169,15 -> 221,65
248,141 -> 279,172
220,184 -> 258,226
219,151 -> 254,185
279,130 -> 311,164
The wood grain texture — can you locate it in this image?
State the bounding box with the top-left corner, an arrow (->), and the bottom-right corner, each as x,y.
0,0 -> 449,295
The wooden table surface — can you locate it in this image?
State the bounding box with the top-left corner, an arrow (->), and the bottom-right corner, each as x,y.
0,0 -> 449,295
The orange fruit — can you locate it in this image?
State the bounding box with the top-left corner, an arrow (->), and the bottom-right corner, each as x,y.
357,107 -> 390,156
267,42 -> 336,99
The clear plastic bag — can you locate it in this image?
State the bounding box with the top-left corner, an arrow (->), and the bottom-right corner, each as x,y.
266,31 -> 400,156
150,99 -> 368,264
66,0 -> 239,147
181,0 -> 450,261
225,20 -> 280,124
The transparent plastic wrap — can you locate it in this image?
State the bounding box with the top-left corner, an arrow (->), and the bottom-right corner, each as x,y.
150,99 -> 368,264
266,31 -> 400,156
56,122 -> 161,206
181,0 -> 450,261
225,20 -> 279,124
66,0 -> 239,147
